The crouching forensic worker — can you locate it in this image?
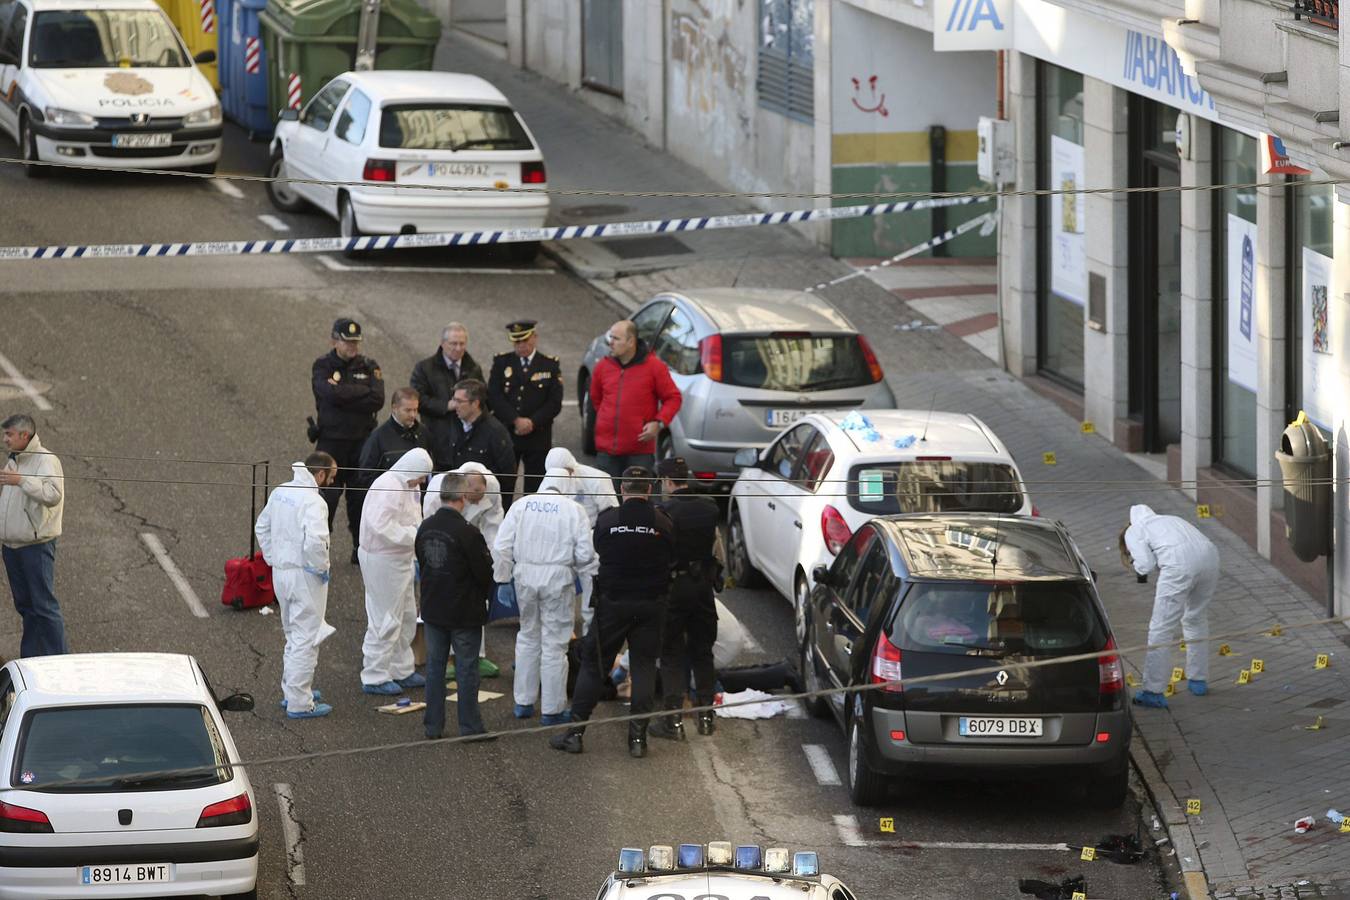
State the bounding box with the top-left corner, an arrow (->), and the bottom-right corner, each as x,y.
1120,503 -> 1220,708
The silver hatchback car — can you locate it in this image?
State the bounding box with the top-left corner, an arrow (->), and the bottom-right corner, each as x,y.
576,289 -> 897,490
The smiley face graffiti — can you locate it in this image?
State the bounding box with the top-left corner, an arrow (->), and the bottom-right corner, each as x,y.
850,75 -> 889,117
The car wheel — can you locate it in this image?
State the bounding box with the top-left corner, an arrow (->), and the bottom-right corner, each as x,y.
580,376 -> 597,456
508,240 -> 540,263
266,150 -> 306,213
799,617 -> 830,719
339,195 -> 364,258
1085,764 -> 1130,809
793,571 -> 810,646
726,509 -> 764,589
847,715 -> 888,807
19,115 -> 45,179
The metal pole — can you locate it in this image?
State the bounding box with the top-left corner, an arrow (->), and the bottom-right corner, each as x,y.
354,0 -> 381,71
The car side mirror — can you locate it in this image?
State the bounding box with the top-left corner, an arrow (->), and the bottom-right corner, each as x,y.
218,692 -> 255,713
279,108 -> 299,122
1091,570 -> 1098,583
733,447 -> 759,468
812,564 -> 831,587
193,49 -> 217,65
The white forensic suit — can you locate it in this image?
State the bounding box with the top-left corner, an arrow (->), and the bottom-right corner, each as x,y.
254,463 -> 336,713
1124,503 -> 1220,693
494,468 -> 598,716
359,448 -> 433,687
543,447 -> 618,629
423,462 -> 504,659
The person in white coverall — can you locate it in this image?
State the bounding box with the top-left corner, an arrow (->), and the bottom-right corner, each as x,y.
1120,503 -> 1220,707
494,467 -> 597,724
254,452 -> 339,718
544,446 -> 617,629
359,447 -> 434,695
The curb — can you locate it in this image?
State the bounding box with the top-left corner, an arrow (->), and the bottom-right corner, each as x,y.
1129,735 -> 1210,900
544,242 -> 643,315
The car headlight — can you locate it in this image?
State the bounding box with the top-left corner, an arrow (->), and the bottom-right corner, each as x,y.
44,107 -> 96,127
184,104 -> 222,127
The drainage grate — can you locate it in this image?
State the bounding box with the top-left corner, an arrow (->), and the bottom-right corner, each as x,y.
595,235 -> 693,260
1305,696 -> 1345,709
556,203 -> 631,222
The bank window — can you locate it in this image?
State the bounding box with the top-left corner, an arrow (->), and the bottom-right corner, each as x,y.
758,0 -> 813,123
581,0 -> 622,95
1212,128 -> 1258,476
1036,63 -> 1085,387
1287,178 -> 1335,430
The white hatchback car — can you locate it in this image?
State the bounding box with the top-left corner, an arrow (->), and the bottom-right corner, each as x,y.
596,842 -> 858,900
0,653 -> 258,900
728,409 -> 1033,642
267,70 -> 550,259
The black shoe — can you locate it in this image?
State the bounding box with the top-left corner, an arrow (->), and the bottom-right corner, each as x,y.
425,731 -> 442,741
350,549 -> 360,565
549,731 -> 584,754
648,715 -> 685,741
628,723 -> 648,758
697,711 -> 716,736
464,732 -> 498,743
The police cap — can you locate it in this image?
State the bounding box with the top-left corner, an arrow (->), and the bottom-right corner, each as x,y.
333,318 -> 363,341
506,319 -> 537,342
656,457 -> 690,480
620,465 -> 655,494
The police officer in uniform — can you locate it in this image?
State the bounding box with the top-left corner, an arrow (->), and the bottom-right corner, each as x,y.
649,457 -> 723,741
487,320 -> 563,508
312,318 -> 385,563
550,466 -> 674,759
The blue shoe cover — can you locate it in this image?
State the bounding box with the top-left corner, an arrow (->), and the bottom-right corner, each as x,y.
287,702 -> 333,719
279,690 -> 322,708
1132,690 -> 1169,708
540,711 -> 572,726
363,681 -> 403,695
513,703 -> 535,719
1187,679 -> 1208,696
398,672 -> 427,689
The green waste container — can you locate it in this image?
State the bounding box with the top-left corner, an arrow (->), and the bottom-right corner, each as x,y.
259,0 -> 440,120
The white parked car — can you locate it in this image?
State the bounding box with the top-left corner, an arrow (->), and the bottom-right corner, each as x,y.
596,842 -> 858,900
267,70 -> 550,259
0,653 -> 258,900
727,409 -> 1033,643
0,0 -> 222,176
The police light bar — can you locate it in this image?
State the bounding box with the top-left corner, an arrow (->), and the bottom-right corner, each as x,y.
792,851 -> 819,877
677,843 -> 704,868
618,848 -> 645,874
648,845 -> 674,872
707,841 -> 733,866
763,848 -> 790,873
734,845 -> 762,870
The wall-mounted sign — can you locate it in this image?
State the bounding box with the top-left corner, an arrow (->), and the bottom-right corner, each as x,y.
1262,135 -> 1311,175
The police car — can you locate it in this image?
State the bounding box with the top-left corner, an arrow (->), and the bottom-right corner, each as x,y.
596,842 -> 858,900
0,0 -> 222,177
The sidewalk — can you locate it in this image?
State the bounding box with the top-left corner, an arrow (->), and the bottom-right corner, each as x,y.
442,33 -> 1350,900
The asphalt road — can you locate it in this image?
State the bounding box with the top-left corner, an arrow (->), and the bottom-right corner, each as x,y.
0,125 -> 1176,899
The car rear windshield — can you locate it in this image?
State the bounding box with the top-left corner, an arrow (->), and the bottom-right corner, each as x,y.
892,581 -> 1107,658
15,704 -> 229,792
848,461 -> 1024,515
378,104 -> 534,151
30,11 -> 188,68
722,334 -> 871,392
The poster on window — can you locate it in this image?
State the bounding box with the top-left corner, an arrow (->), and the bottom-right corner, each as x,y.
1301,247 -> 1338,428
1050,135 -> 1087,306
1224,214 -> 1259,392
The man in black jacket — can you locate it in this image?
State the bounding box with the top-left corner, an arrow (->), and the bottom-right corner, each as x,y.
416,471 -> 495,740
439,379 -> 516,485
312,318 -> 385,562
550,466 -> 675,759
488,320 -> 563,505
411,323 -> 484,469
358,388 -> 432,486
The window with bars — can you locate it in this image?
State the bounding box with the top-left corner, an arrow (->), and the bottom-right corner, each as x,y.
758,0 -> 814,123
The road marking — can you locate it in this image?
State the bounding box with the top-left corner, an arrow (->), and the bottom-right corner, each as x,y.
257,214 -> 292,232
316,254 -> 557,275
833,814 -> 1073,851
139,533 -> 207,618
274,783 -> 307,886
561,400 -> 578,407
212,179 -> 245,199
741,629 -> 764,655
0,350 -> 52,410
785,700 -> 807,719
803,744 -> 841,786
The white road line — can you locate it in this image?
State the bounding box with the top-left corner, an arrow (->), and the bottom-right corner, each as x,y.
274,783 -> 308,886
832,814 -> 1072,851
0,350 -> 52,411
802,744 -> 841,786
257,214 -> 292,232
316,254 -> 557,275
139,533 -> 207,618
740,629 -> 765,655
212,179 -> 245,199
561,400 -> 578,407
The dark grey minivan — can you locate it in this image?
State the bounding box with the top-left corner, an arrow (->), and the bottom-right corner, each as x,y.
801,514 -> 1131,807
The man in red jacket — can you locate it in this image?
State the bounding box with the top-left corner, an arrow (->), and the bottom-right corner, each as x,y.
590,320 -> 683,480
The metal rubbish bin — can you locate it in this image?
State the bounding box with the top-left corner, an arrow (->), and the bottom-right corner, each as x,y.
259,0 -> 440,119
219,0 -> 274,137
1275,412 -> 1332,562
155,0 -> 222,89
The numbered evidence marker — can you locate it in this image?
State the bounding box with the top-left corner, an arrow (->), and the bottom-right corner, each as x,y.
1196,504 -> 1213,519
879,817 -> 895,834
1125,672 -> 1140,688
1164,683 -> 1175,698
1218,644 -> 1233,657
1080,846 -> 1096,862
1072,894 -> 1087,900
1251,658 -> 1265,675
1267,625 -> 1284,637
1043,451 -> 1057,465
1236,669 -> 1251,685
1315,654 -> 1331,670
1170,667 -> 1185,683
1081,421 -> 1096,434
1186,799 -> 1202,816
1305,716 -> 1325,732
1341,818 -> 1350,834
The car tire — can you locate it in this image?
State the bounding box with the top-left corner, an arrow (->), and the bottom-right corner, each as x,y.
266,150 -> 306,213
726,509 -> 764,589
222,888 -> 258,900
580,376 -> 597,456
508,240 -> 540,263
339,195 -> 364,258
847,715 -> 888,807
1085,764 -> 1130,809
799,618 -> 830,719
793,571 -> 811,647
19,115 -> 45,179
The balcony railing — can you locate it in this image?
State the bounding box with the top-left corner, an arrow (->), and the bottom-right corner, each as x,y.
1294,0 -> 1339,29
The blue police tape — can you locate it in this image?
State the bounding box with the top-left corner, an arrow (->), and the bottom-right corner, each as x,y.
0,195 -> 989,262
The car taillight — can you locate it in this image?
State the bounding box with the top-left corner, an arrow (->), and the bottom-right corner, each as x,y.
694,471 -> 717,480
0,801 -> 53,834
699,334 -> 723,382
821,505 -> 852,556
521,161 -> 547,184
1099,636 -> 1124,695
196,793 -> 252,828
870,631 -> 904,692
362,159 -> 397,182
856,334 -> 884,383
1031,505 -> 1041,517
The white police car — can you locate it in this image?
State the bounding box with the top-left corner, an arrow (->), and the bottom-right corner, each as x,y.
596,842 -> 859,900
0,0 -> 222,177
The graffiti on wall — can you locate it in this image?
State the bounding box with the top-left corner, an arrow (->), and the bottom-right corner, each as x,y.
670,0 -> 751,157
850,75 -> 888,117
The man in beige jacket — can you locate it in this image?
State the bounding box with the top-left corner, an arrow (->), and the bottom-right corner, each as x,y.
0,414 -> 67,657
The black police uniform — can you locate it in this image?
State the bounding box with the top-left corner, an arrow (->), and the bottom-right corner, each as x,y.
487,328 -> 563,505
357,415 -> 432,486
311,325 -> 385,547
557,496 -> 675,756
654,485 -> 722,737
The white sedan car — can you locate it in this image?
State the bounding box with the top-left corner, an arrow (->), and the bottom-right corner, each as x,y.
267,70 -> 550,259
0,653 -> 258,900
596,843 -> 858,900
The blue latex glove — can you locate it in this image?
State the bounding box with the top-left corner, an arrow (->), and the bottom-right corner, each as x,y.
574,575 -> 583,594
303,566 -> 330,585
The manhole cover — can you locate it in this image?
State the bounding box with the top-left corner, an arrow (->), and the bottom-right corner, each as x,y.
557,203 -> 632,222
1306,697 -> 1345,709
595,235 -> 693,260
0,377 -> 51,402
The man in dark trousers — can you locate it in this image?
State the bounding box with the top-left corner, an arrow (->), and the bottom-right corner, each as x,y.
415,472 -> 495,741
488,320 -> 563,507
440,379 -> 516,481
649,457 -> 722,741
550,466 -> 675,759
358,387 -> 432,483
312,318 -> 385,564
411,322 -> 484,469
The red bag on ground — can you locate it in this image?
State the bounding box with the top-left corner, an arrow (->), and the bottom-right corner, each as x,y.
221,552 -> 275,610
